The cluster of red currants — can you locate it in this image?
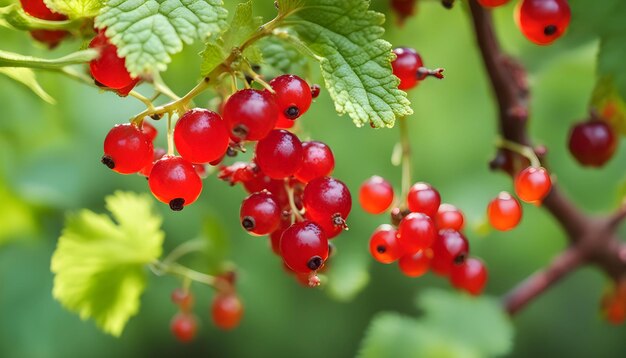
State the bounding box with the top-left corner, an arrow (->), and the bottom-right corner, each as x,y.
170,276 -> 243,343
19,0 -> 69,48
360,177 -> 488,296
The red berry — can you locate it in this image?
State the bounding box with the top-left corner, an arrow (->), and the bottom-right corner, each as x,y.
601,285 -> 626,325
102,123 -> 153,174
270,75 -> 312,124
435,204 -> 465,231
20,0 -> 68,48
407,182 -> 441,218
515,0 -> 571,45
487,192 -> 522,231
450,257 -> 488,295
139,147 -> 166,177
478,0 -> 510,7
89,31 -> 136,89
398,249 -> 431,278
211,293 -> 243,330
240,191 -> 281,236
270,229 -> 283,255
310,84 -> 321,99
303,177 -> 352,232
369,224 -> 404,264
294,141 -> 335,183
171,288 -> 194,312
514,167 -> 552,203
149,156 -> 203,211
430,230 -> 469,276
390,0 -> 417,25
141,121 -> 158,142
568,120 -> 618,167
243,172 -> 289,208
223,89 -> 279,141
255,129 -> 303,179
174,109 -> 229,164
359,176 -> 394,214
397,212 -> 437,254
280,221 -> 329,273
392,47 -> 423,90
170,313 -> 197,343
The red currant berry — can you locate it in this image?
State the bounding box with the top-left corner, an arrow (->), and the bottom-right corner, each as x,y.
487,192 -> 522,231
407,182 -> 441,218
141,121 -> 158,142
255,129 -> 303,179
295,141 -> 335,183
20,0 -> 68,48
392,47 -> 423,90
170,313 -> 197,343
359,176 -> 394,215
303,177 -> 352,232
89,31 -> 136,89
478,0 -> 510,7
390,0 -> 417,25
171,288 -> 194,312
174,108 -> 229,164
430,230 -> 469,276
397,212 -> 437,254
211,293 -> 243,330
369,224 -> 404,264
148,156 -> 203,211
139,147 -> 166,177
243,172 -> 289,208
223,89 -> 279,141
270,75 -> 312,123
435,204 -> 465,231
102,123 -> 153,174
602,285 -> 626,325
514,167 -> 552,203
310,84 -> 321,99
270,229 -> 283,255
280,221 -> 329,273
568,120 -> 617,167
450,257 -> 488,295
398,249 -> 431,278
240,191 -> 281,236
515,0 -> 571,45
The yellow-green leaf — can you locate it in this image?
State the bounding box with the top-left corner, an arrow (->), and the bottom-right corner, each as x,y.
0,67 -> 55,104
44,0 -> 105,19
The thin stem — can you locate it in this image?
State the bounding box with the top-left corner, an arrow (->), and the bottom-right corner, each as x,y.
285,180 -> 304,223
128,91 -> 155,111
161,239 -> 207,267
398,117 -> 412,206
166,114 -> 175,156
242,61 -> 274,93
152,72 -> 181,101
496,138 -> 541,168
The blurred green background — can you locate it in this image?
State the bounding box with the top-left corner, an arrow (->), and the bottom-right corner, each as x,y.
1,0 -> 625,357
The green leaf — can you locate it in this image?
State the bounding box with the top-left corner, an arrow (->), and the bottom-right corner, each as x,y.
44,0 -> 105,19
0,4 -> 77,31
0,49 -> 99,69
199,42 -> 226,77
0,67 -> 55,104
95,0 -> 228,76
590,76 -> 626,135
326,254 -> 369,302
222,0 -> 263,64
277,0 -> 412,128
51,191 -> 164,337
260,36 -> 310,77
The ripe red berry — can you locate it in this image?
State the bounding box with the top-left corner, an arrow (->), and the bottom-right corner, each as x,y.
568,120 -> 618,167
89,31 -> 136,90
270,75 -> 312,123
280,221 -> 329,273
310,84 -> 321,99
270,229 -> 283,255
255,130 -> 303,179
149,156 -> 203,211
514,167 -> 552,203
478,0 -> 510,7
390,0 -> 417,26
601,285 -> 626,325
359,176 -> 394,215
141,121 -> 158,142
430,230 -> 469,276
222,89 -> 279,141
171,288 -> 194,312
240,191 -> 281,236
174,108 -> 229,164
242,171 -> 289,208
398,249 -> 431,278
294,141 -> 335,183
397,212 -> 437,254
450,257 -> 488,295
515,0 -> 571,45
303,177 -> 352,232
369,224 -> 404,264
487,192 -> 522,231
20,0 -> 68,48
102,123 -> 153,174
407,182 -> 441,218
435,204 -> 465,231
392,47 -> 423,90
139,147 -> 166,177
170,313 -> 197,343
211,293 -> 244,330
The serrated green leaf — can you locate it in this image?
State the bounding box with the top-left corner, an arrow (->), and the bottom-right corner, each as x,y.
278,0 -> 412,128
51,191 -> 164,337
222,0 -> 263,64
200,42 -> 226,77
260,36 -> 310,77
0,67 -> 55,104
590,77 -> 626,135
326,254 -> 369,302
95,0 -> 228,76
44,0 -> 104,19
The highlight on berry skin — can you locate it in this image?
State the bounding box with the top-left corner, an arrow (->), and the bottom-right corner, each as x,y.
515,0 -> 571,45
514,166 -> 552,203
359,176 -> 395,215
487,191 -> 523,231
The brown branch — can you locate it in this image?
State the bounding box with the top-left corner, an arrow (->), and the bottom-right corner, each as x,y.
467,0 -> 626,315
